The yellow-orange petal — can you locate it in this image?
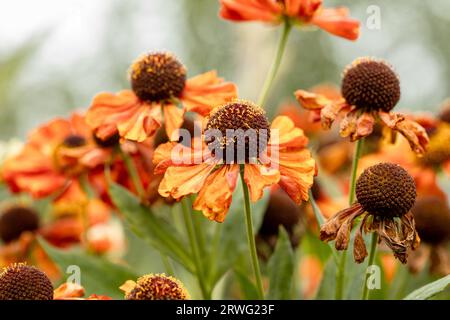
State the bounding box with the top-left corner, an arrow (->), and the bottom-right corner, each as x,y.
379,111 -> 429,155
163,104 -> 185,141
269,116 -> 309,149
243,164 -> 280,202
158,160 -> 219,199
53,283 -> 85,300
294,89 -> 331,110
181,70 -> 237,116
219,0 -> 282,22
193,164 -> 239,222
310,7 -> 360,41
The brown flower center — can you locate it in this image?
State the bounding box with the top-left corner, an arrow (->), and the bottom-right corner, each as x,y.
130,52 -> 187,102
412,196 -> 450,244
125,274 -> 189,300
62,135 -> 87,148
0,264 -> 53,300
93,131 -> 120,148
438,99 -> 450,123
356,163 -> 416,218
205,100 -> 270,163
0,206 -> 39,243
342,58 -> 400,112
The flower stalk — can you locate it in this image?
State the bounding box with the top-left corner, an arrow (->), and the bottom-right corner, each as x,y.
362,232 -> 378,300
240,164 -> 265,300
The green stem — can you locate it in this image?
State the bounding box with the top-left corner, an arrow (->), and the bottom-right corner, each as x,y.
362,233 -> 378,300
335,138 -> 364,300
190,196 -> 207,257
118,148 -> 145,199
181,197 -> 210,299
240,165 -> 264,300
257,19 -> 292,108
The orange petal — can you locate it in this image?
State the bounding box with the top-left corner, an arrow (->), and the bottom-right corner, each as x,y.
181,70 -> 237,116
294,89 -> 331,110
320,101 -> 348,129
117,104 -> 162,142
311,7 -> 360,41
243,164 -> 280,202
219,0 -> 282,22
354,112 -> 375,140
158,160 -> 219,199
379,111 -> 429,155
269,116 -> 309,149
339,109 -> 358,139
54,283 -> 85,300
193,164 -> 239,222
163,104 -> 185,141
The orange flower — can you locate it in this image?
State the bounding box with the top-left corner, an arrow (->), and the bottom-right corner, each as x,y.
86,52 -> 237,143
295,57 -> 429,155
154,100 -> 315,222
1,113 -> 112,199
220,0 -> 360,40
53,282 -> 112,300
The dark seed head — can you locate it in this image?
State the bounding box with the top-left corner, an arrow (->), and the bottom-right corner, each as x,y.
412,196 -> 450,244
0,206 -> 39,243
93,131 -> 120,148
130,52 -> 186,103
0,264 -> 53,300
62,135 -> 87,148
205,100 -> 270,163
125,274 -> 189,300
342,58 -> 400,112
356,163 -> 416,218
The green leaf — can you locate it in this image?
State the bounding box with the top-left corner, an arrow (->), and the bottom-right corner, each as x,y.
403,275 -> 450,300
267,227 -> 295,300
315,258 -> 336,300
108,182 -> 195,273
39,238 -> 138,299
234,268 -> 259,300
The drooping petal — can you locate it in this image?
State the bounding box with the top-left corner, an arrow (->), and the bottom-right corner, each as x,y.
243,164 -> 280,202
310,7 -> 360,41
321,101 -> 348,129
219,0 -> 282,22
163,104 -> 185,140
158,160 -> 219,200
294,89 -> 331,110
181,70 -> 237,116
339,109 -> 358,139
319,203 -> 365,243
269,116 -> 309,149
379,111 -> 429,155
193,164 -> 239,222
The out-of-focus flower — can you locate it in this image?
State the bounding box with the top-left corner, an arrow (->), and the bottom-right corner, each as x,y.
320,163 -> 420,264
0,263 -> 53,300
417,122 -> 450,177
120,273 -> 189,300
298,255 -> 322,299
1,113 -> 112,200
86,52 -> 237,143
154,100 -> 315,222
219,0 -> 360,40
296,57 -> 429,155
86,218 -> 126,257
0,139 -> 23,169
438,98 -> 450,123
409,196 -> 450,275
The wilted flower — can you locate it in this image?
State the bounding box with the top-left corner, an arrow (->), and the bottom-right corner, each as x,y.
0,263 -> 53,300
120,273 -> 189,300
86,52 -> 237,142
154,100 -> 315,222
296,57 -> 429,155
219,0 -> 360,40
320,163 -> 420,263
409,196 -> 450,275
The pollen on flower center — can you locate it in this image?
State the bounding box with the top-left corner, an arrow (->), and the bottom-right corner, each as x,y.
356,163 -> 416,218
62,135 -> 87,148
341,57 -> 400,112
130,52 -> 187,102
0,206 -> 39,243
124,274 -> 189,300
205,100 -> 270,163
0,264 -> 54,300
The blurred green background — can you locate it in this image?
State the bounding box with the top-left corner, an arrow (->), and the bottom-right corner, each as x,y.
1,0 -> 450,140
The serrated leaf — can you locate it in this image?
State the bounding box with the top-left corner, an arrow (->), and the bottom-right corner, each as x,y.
39,238 -> 138,299
267,227 -> 295,300
108,182 -> 195,273
404,275 -> 450,300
